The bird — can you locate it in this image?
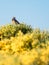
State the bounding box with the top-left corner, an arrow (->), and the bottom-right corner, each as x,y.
12,17 -> 20,24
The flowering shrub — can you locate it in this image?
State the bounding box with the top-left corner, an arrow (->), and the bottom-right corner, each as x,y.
0,24 -> 49,65
0,24 -> 32,39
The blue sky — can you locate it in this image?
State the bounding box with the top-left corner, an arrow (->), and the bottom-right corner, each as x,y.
0,0 -> 49,30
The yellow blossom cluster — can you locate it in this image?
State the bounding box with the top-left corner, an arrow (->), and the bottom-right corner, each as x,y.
0,29 -> 49,65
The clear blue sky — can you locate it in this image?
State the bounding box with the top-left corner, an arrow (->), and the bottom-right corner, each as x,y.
0,0 -> 49,30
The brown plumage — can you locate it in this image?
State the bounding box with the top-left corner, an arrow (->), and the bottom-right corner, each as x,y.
12,17 -> 20,24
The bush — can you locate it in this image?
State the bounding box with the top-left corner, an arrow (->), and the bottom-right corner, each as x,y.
0,23 -> 32,39
0,23 -> 49,65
